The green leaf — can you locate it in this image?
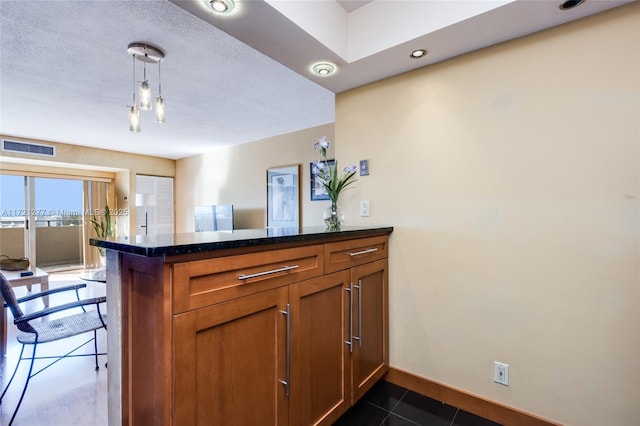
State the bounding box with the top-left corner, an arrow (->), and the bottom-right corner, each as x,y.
90,203 -> 115,238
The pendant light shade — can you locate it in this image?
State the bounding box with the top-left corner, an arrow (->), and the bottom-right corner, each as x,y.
155,97 -> 166,124
129,106 -> 140,132
155,60 -> 166,123
139,80 -> 152,111
127,42 -> 166,132
128,54 -> 139,132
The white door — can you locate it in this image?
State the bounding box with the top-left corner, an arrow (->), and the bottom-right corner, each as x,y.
135,175 -> 174,236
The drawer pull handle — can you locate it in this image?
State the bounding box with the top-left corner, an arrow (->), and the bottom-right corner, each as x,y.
345,284 -> 354,353
279,304 -> 291,396
348,248 -> 378,257
238,265 -> 299,281
354,280 -> 362,347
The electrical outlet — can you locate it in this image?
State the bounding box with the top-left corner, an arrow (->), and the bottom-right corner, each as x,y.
494,361 -> 509,386
360,200 -> 370,217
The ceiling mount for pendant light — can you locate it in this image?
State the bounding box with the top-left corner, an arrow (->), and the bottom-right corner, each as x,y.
127,42 -> 165,63
127,42 -> 166,132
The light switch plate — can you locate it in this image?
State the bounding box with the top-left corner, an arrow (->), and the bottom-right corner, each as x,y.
359,160 -> 370,176
360,200 -> 370,217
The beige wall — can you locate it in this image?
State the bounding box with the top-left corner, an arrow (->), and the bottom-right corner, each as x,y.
0,135 -> 175,236
336,4 -> 639,426
175,123 -> 335,231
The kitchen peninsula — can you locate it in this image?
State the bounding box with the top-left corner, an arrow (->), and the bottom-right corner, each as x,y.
92,225 -> 393,426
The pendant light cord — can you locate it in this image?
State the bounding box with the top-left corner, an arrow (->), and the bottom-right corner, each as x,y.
143,45 -> 147,83
158,61 -> 162,97
132,54 -> 136,105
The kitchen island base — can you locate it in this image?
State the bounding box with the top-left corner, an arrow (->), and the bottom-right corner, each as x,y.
99,227 -> 392,425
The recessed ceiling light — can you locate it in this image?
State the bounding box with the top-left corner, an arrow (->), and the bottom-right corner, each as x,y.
559,0 -> 584,10
311,62 -> 336,77
410,49 -> 428,59
208,0 -> 236,15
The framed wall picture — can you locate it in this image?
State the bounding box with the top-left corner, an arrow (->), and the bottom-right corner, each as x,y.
310,160 -> 335,201
267,164 -> 301,228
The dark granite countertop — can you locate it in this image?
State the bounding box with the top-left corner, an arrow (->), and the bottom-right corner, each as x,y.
90,225 -> 393,257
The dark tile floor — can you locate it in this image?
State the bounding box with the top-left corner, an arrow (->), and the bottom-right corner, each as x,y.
334,381 -> 502,426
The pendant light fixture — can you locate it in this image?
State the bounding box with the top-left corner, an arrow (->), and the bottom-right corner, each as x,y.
139,61 -> 152,111
155,61 -> 166,123
129,55 -> 140,132
129,105 -> 140,132
127,42 -> 166,132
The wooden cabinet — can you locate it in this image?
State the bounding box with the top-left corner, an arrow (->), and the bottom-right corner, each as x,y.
350,259 -> 388,403
325,236 -> 389,404
172,244 -> 323,313
289,271 -> 351,426
172,264 -> 354,426
112,231 -> 390,426
173,286 -> 289,425
324,235 -> 388,274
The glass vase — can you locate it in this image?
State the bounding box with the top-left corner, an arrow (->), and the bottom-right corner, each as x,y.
323,201 -> 344,231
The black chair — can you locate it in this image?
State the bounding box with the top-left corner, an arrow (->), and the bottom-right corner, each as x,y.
0,272 -> 107,425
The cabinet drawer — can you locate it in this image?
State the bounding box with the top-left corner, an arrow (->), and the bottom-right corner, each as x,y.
324,235 -> 388,273
172,245 -> 323,313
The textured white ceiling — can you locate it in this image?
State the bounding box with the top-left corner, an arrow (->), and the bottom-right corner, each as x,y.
0,0 -> 633,161
0,0 -> 334,160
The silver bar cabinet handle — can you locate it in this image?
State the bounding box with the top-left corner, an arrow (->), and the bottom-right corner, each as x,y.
238,265 -> 299,281
348,248 -> 378,257
353,280 -> 362,347
279,303 -> 291,396
345,284 -> 354,353
358,279 -> 363,347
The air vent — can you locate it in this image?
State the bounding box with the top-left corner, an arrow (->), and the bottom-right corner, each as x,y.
2,140 -> 56,157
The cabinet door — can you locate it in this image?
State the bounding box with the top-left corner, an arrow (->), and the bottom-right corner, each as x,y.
173,286 -> 289,426
351,259 -> 389,402
289,271 -> 351,426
